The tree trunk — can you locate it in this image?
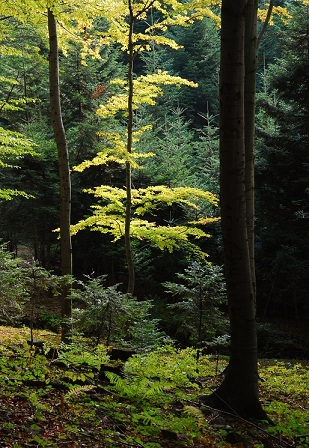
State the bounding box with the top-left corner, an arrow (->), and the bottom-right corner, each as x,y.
48,8 -> 72,342
203,0 -> 266,419
125,0 -> 135,294
244,0 -> 258,301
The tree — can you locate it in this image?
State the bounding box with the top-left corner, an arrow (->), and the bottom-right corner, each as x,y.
71,275 -> 164,349
202,0 -> 267,419
166,17 -> 220,125
163,262 -> 226,348
0,244 -> 25,325
48,8 -> 72,341
73,0 -> 219,294
255,1 -> 309,320
244,0 -> 258,300
71,184 -> 219,258
0,20 -> 37,201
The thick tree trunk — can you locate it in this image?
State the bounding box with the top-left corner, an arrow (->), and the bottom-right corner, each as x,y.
48,9 -> 72,342
203,0 -> 266,419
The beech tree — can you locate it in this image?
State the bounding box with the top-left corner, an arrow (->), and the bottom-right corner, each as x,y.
0,20 -> 37,200
0,0 -> 100,340
48,8 -> 72,342
73,0 -> 219,294
207,0 -> 290,417
0,128 -> 35,200
203,0 -> 267,418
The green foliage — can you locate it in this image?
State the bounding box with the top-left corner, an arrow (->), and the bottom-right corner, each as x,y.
0,243 -> 71,329
260,361 -> 309,446
69,0 -> 221,295
36,313 -> 62,332
71,185 -> 218,254
0,244 -> 28,324
0,127 -> 36,167
0,326 -> 308,447
95,73 -> 197,119
255,1 -> 309,321
124,346 -> 213,390
190,113 -> 220,194
0,21 -> 39,200
165,17 -> 220,123
58,341 -> 110,370
163,261 -> 227,346
65,384 -> 96,401
20,261 -> 71,340
139,107 -> 196,187
0,126 -> 36,200
95,0 -> 219,52
71,275 -> 165,350
256,322 -> 302,358
103,346 -> 215,442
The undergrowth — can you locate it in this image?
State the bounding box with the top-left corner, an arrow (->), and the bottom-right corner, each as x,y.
0,326 -> 308,447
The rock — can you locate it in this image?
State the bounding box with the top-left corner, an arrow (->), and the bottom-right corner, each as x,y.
99,364 -> 123,382
225,431 -> 249,446
109,348 -> 136,362
49,359 -> 68,369
160,429 -> 178,440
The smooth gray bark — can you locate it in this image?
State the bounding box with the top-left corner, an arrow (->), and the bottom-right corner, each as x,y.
203,0 -> 266,418
125,0 -> 135,294
48,8 -> 72,342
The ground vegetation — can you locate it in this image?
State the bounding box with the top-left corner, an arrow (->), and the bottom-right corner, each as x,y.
0,0 -> 308,441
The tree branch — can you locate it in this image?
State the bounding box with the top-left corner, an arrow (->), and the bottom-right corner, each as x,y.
257,0 -> 275,48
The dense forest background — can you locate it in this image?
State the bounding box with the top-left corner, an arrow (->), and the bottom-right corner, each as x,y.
0,0 -> 308,348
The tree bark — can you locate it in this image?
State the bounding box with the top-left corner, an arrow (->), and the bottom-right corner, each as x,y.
125,0 -> 135,294
257,0 -> 275,48
48,8 -> 72,342
202,0 -> 266,419
244,0 -> 258,302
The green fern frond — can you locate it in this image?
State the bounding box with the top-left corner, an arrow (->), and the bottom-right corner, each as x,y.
183,405 -> 204,420
106,371 -> 165,402
65,385 -> 96,401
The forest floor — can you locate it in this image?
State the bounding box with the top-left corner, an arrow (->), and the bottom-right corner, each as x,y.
0,326 -> 308,448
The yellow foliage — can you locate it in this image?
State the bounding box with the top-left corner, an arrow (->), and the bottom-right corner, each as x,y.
97,0 -> 220,51
97,71 -> 197,118
258,4 -> 292,25
73,129 -> 154,172
189,216 -> 220,225
62,0 -> 220,261
70,184 -> 218,253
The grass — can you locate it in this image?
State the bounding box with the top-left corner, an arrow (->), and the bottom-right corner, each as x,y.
0,325 -> 308,447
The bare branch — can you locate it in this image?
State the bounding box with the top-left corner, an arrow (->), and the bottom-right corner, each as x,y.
257,0 -> 275,48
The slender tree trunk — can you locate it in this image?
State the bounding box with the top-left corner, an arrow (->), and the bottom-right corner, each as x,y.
203,0 -> 266,418
125,0 -> 135,294
48,9 -> 72,342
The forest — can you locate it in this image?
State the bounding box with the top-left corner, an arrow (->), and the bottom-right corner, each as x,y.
0,0 -> 308,447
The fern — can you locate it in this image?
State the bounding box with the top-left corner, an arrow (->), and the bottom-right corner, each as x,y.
183,405 -> 207,428
65,385 -> 96,401
106,371 -> 165,403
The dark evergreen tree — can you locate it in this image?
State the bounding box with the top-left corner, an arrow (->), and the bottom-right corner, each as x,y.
255,2 -> 309,321
166,18 -> 220,126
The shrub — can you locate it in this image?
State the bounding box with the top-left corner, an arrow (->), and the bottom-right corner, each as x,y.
71,275 -> 167,350
163,262 -> 227,347
0,243 -> 27,325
